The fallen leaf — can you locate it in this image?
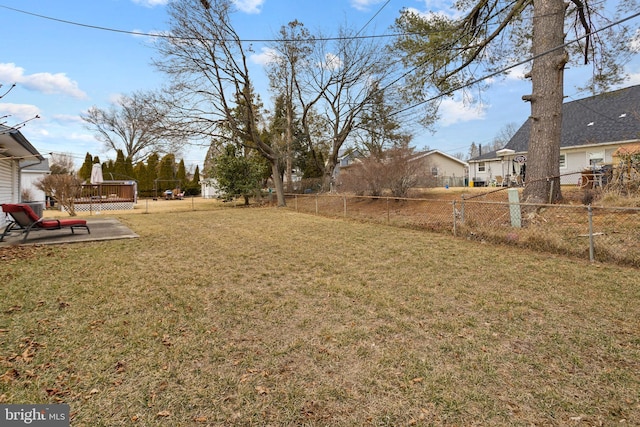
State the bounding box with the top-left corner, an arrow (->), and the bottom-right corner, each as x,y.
161,335 -> 172,347
193,416 -> 208,422
255,386 -> 269,395
411,377 -> 424,383
21,346 -> 35,363
89,388 -> 100,395
157,410 -> 171,417
1,368 -> 19,383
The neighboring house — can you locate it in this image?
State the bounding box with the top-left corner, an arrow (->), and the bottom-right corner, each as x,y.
200,178 -> 221,199
20,158 -> 50,204
0,125 -> 45,225
337,148 -> 469,189
409,149 -> 469,187
469,84 -> 640,186
332,149 -> 364,181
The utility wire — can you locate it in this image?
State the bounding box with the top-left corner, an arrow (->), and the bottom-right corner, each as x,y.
355,0 -> 392,37
0,3 -> 406,42
390,9 -> 640,118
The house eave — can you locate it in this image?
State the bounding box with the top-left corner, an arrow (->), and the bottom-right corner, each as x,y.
0,126 -> 44,161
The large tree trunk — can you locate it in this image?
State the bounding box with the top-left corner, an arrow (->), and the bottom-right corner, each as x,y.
270,160 -> 286,207
522,0 -> 567,204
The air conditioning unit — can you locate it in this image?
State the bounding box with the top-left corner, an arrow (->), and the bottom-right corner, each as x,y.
24,202 -> 44,219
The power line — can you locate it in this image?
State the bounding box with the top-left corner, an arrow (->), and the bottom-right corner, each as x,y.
355,0 -> 392,37
0,3 -> 406,43
390,9 -> 640,119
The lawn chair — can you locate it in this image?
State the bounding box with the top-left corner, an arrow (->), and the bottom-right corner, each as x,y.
1,203 -> 90,243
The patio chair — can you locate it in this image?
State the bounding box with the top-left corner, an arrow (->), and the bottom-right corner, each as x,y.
1,203 -> 90,243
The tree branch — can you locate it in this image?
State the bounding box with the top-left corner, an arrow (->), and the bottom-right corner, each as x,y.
568,0 -> 592,64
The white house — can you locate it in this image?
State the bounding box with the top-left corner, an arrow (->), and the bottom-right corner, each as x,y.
200,178 -> 221,199
1,125 -> 45,225
409,149 -> 469,187
468,84 -> 640,186
20,158 -> 50,205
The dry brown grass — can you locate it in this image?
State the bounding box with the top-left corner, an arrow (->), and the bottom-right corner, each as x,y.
2,205 -> 639,426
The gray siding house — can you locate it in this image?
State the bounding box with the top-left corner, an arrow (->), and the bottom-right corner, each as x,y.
469,84 -> 640,186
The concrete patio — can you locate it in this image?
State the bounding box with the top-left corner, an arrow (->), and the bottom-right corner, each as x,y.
0,217 -> 139,247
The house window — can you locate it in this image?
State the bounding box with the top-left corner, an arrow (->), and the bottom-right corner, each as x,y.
559,153 -> 566,169
478,162 -> 486,172
431,166 -> 439,177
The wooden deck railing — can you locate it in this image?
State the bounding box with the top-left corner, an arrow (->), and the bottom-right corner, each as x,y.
76,183 -> 136,204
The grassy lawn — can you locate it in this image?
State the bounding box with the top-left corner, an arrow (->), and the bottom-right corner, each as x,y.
1,206 -> 639,426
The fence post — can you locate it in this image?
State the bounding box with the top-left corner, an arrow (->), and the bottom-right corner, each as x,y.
343,196 -> 347,217
453,200 -> 457,237
387,198 -> 390,224
295,194 -> 298,212
315,194 -> 319,215
588,205 -> 595,263
508,188 -> 522,228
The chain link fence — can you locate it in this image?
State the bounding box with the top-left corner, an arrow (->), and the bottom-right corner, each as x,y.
284,189 -> 640,268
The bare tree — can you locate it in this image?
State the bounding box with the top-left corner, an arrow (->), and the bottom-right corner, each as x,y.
35,153 -> 81,216
267,20 -> 313,192
284,24 -> 400,191
81,90 -> 182,163
154,0 -> 287,206
340,146 -> 421,197
490,122 -> 519,151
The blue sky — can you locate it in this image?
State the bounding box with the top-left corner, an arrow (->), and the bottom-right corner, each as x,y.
1,0 -> 639,172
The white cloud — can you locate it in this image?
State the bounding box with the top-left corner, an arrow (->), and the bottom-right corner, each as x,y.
405,1 -> 462,20
52,114 -> 84,125
234,0 -> 264,14
131,0 -> 169,7
0,103 -> 41,122
0,63 -> 87,99
69,132 -> 97,142
320,53 -> 343,71
350,0 -> 385,12
250,47 -> 279,66
504,63 -> 529,81
627,71 -> 640,86
438,98 -> 487,126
